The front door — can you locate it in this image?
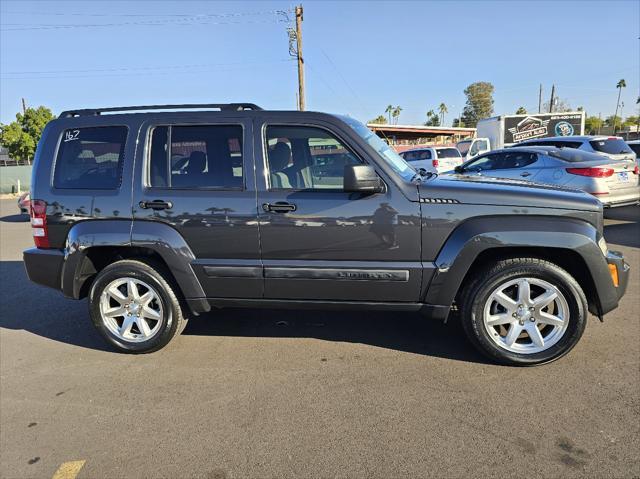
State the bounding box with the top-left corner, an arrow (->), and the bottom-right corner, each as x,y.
133,117 -> 262,298
255,120 -> 422,302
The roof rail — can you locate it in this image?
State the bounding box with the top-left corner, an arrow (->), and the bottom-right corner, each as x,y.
58,103 -> 263,118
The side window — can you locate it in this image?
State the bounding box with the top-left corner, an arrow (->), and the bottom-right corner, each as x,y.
498,152 -> 537,169
265,126 -> 361,190
148,125 -> 243,189
465,153 -> 502,171
53,126 -> 127,189
402,150 -> 431,162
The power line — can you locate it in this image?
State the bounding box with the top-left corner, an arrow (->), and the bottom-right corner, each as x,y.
1,19 -> 288,32
1,61 -> 296,80
2,59 -> 293,76
0,11 -> 291,31
2,10 -> 291,18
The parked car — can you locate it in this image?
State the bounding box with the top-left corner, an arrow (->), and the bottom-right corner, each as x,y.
456,138 -> 490,161
23,103 -> 629,365
17,192 -> 30,214
627,140 -> 640,159
454,146 -> 639,208
515,135 -> 636,163
399,146 -> 463,173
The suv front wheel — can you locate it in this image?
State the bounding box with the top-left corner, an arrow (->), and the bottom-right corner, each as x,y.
459,258 -> 588,366
89,259 -> 187,353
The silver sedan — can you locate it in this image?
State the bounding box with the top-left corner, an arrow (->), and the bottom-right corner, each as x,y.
453,146 -> 639,207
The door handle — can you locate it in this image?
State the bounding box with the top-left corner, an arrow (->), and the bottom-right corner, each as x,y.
139,200 -> 173,210
520,172 -> 531,177
262,202 -> 296,213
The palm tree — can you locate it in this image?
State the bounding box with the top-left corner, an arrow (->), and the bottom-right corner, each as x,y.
613,79 -> 626,134
385,105 -> 394,124
392,106 -> 402,124
438,103 -> 448,125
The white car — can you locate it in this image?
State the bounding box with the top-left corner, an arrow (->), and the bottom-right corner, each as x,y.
516,135 -> 636,163
399,146 -> 463,174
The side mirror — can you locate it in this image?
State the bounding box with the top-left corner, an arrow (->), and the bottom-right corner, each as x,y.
454,165 -> 464,174
343,165 -> 384,193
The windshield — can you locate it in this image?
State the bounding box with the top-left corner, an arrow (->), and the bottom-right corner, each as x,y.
589,138 -> 633,155
338,116 -> 416,181
456,140 -> 471,155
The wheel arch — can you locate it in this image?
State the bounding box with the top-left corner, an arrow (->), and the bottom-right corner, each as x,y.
62,220 -> 209,313
424,215 -> 616,318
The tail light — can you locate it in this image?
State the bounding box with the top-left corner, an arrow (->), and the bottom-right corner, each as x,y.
432,159 -> 439,168
633,165 -> 639,175
566,167 -> 614,178
29,199 -> 49,248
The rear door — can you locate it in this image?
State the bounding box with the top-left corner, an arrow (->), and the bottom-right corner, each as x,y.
254,117 -> 422,302
463,151 -> 543,181
434,148 -> 463,172
132,116 -> 262,298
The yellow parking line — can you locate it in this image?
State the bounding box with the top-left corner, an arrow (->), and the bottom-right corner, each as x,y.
51,460 -> 86,479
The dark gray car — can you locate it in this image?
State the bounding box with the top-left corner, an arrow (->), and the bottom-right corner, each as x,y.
23,104 -> 629,366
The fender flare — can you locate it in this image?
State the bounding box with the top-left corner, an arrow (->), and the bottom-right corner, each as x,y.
62,220 -> 209,312
423,215 -> 616,314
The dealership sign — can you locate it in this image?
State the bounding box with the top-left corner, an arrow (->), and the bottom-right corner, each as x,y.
504,113 -> 583,144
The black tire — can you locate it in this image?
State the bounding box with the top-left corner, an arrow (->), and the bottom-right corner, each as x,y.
459,257 -> 588,366
88,259 -> 187,353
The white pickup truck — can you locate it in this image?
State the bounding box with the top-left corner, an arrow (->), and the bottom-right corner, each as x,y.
458,112 -> 586,160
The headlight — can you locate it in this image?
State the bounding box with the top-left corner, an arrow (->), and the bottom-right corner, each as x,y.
598,237 -> 608,256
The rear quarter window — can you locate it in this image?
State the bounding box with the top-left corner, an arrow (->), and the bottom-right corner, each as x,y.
53,126 -> 127,189
435,148 -> 461,159
589,139 -> 633,155
402,150 -> 431,161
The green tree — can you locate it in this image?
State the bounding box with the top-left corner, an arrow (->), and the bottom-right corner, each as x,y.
452,118 -> 465,127
613,79 -> 626,133
461,82 -> 494,127
391,106 -> 402,125
385,105 -> 394,124
438,103 -> 448,125
424,109 -> 440,126
0,105 -> 55,164
369,115 -> 387,124
584,116 -> 603,135
604,115 -> 623,127
622,115 -> 639,128
515,106 -> 527,114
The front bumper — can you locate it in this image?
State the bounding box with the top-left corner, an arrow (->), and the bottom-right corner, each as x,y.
607,250 -> 630,302
23,247 -> 64,291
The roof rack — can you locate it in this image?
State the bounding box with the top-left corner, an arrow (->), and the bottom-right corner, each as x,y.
59,103 -> 263,118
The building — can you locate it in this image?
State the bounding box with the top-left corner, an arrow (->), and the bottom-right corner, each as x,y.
367,123 -> 476,152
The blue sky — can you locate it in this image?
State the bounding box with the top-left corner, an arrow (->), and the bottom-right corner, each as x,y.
1,0 -> 638,125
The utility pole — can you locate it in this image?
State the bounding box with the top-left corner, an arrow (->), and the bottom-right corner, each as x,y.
548,84 -> 555,113
598,112 -> 602,135
21,98 -> 27,114
538,84 -> 542,113
295,5 -> 305,111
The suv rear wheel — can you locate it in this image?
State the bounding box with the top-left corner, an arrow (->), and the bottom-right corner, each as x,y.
459,258 -> 587,366
89,259 -> 187,353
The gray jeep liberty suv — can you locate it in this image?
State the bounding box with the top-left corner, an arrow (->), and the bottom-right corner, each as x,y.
23,103 -> 630,365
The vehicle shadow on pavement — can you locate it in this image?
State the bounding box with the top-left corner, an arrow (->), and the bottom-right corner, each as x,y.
0,261 -> 112,352
603,207 -> 639,249
0,259 -> 484,363
0,213 -> 29,223
182,309 -> 486,364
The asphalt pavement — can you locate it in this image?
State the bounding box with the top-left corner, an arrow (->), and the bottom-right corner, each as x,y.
0,198 -> 638,478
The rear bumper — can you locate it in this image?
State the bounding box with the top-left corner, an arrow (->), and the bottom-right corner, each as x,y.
600,186 -> 640,208
23,247 -> 64,291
